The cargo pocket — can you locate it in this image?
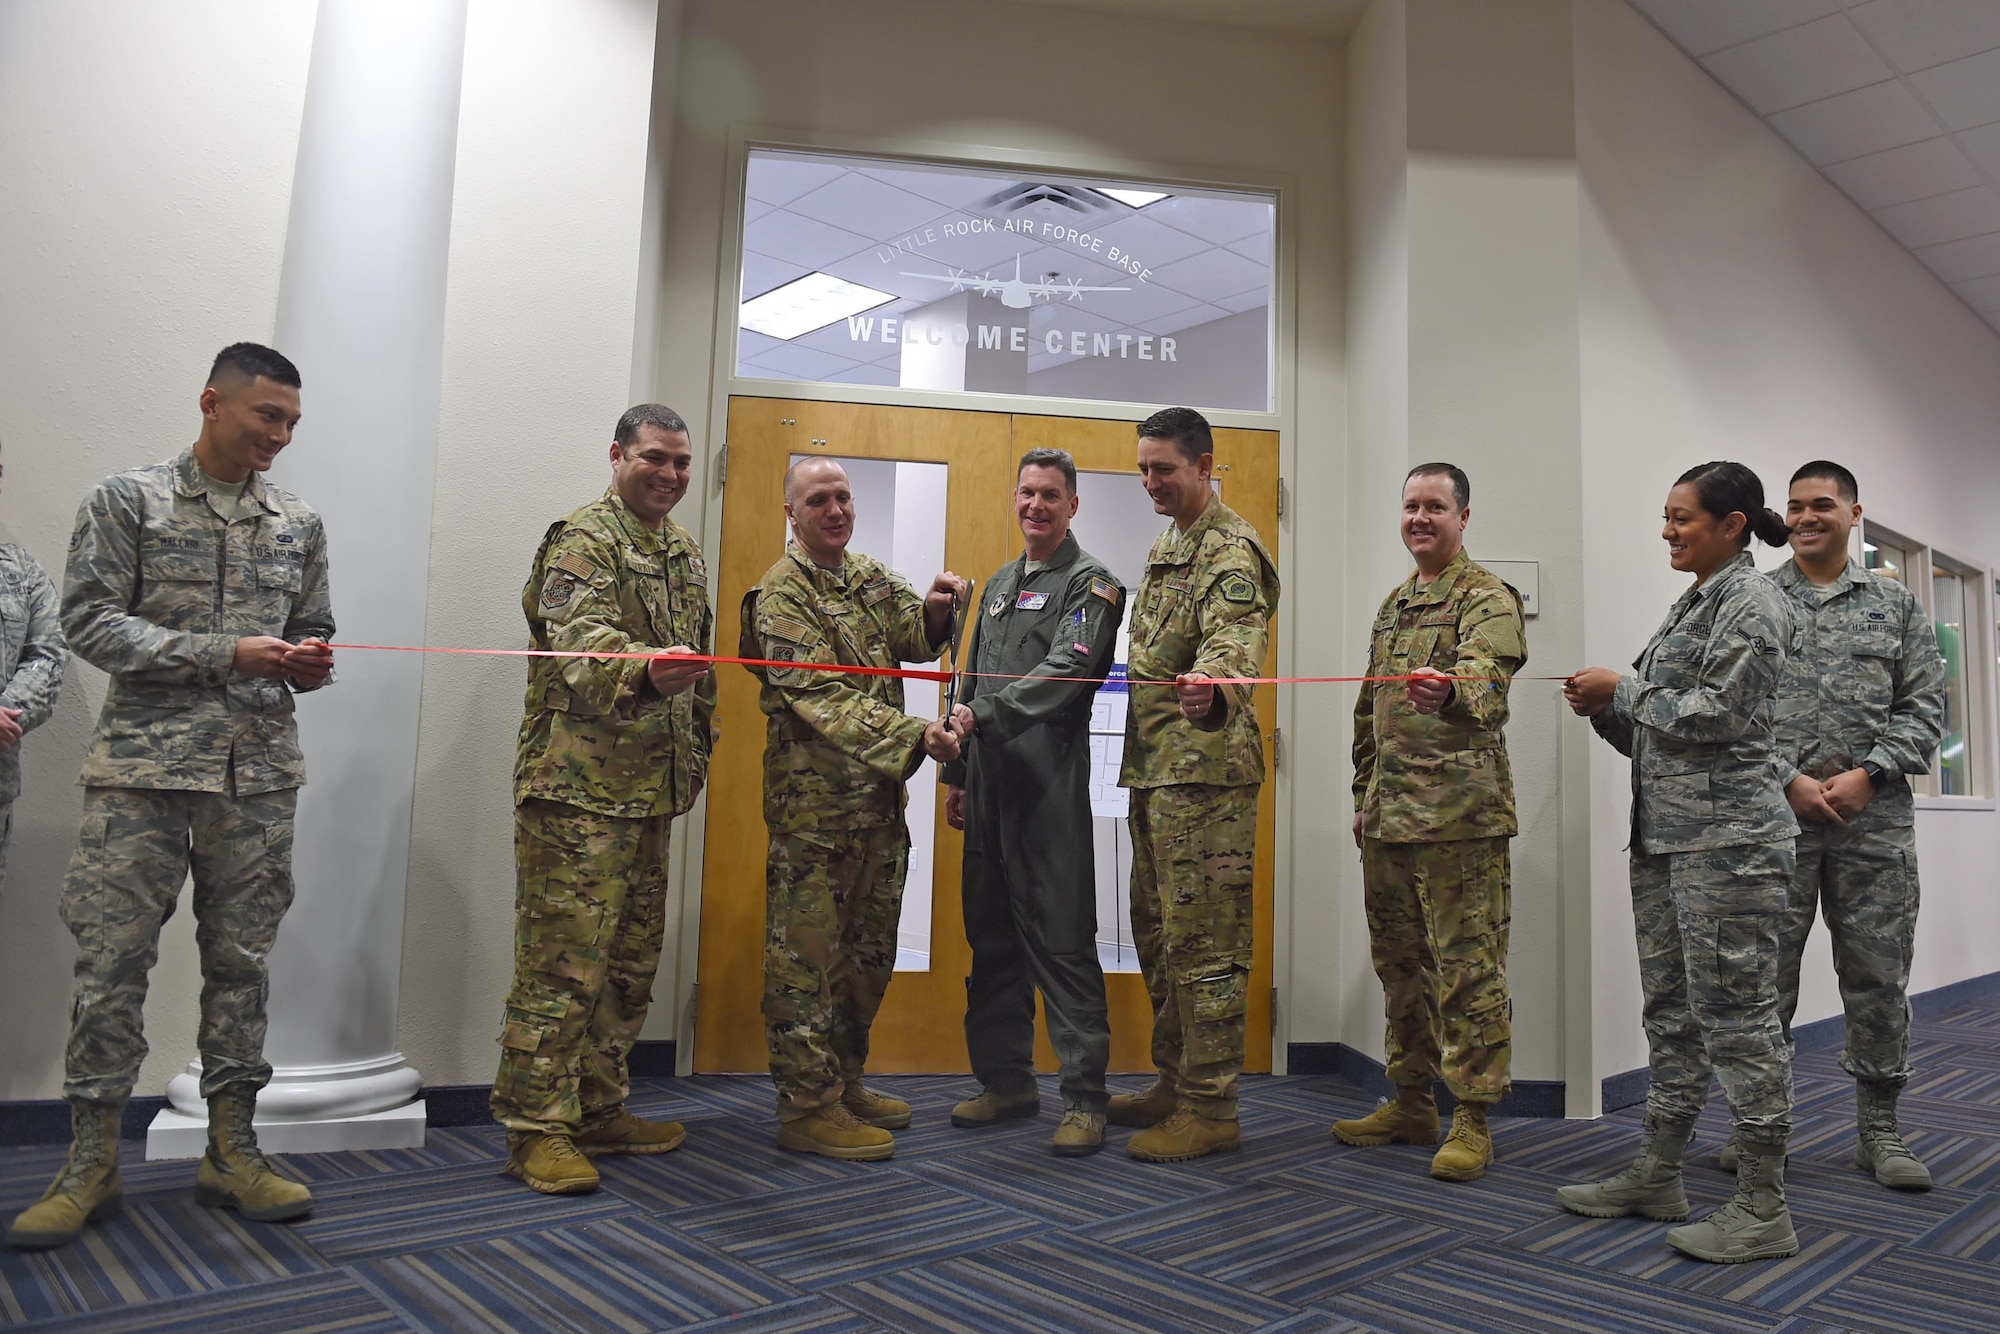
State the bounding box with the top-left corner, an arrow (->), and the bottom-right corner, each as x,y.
1711,915 -> 1777,1013
1185,966 -> 1249,1065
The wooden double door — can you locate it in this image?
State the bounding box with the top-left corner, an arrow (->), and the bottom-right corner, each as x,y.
693,396 -> 1279,1075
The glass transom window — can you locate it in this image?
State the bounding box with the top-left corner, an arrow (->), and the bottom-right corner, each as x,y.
735,148 -> 1277,412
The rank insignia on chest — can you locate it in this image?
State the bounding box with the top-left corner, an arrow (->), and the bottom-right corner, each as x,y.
1016,590 -> 1048,611
988,594 -> 1007,617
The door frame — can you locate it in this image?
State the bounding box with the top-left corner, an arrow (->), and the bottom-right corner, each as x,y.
666,127 -> 1305,1076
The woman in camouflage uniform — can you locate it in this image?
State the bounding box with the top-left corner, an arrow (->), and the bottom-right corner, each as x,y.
1558,461 -> 1802,1265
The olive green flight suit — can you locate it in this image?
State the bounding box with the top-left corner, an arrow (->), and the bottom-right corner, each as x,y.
940,533 -> 1125,1113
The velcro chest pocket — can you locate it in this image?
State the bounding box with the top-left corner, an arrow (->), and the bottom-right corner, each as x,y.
255,559 -> 303,593
141,547 -> 217,584
1851,630 -> 1900,661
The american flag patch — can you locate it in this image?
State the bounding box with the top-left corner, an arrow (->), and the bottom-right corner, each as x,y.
1090,578 -> 1117,604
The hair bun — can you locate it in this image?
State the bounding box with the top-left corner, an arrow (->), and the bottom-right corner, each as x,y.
1754,507 -> 1792,547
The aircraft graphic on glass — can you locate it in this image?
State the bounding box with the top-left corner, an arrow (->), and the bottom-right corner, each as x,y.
899,254 -> 1130,309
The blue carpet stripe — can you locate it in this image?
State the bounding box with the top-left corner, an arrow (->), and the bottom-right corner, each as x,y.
1327,1241 -> 1782,1334
1248,1313 -> 1376,1334
1798,1246 -> 2000,1332
18,1270 -> 412,1333
1080,1182 -> 1463,1303
593,1118 -> 859,1211
676,1173 -> 1045,1289
292,1161 -> 637,1262
901,1136 -> 1230,1227
669,1294 -> 889,1332
832,1233 -> 1299,1334
1911,1190 -> 2000,1263
1271,1154 -> 1568,1239
0,1190 -> 328,1322
352,1213 -> 801,1334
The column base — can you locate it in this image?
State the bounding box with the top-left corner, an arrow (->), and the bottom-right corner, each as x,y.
146,1053 -> 427,1160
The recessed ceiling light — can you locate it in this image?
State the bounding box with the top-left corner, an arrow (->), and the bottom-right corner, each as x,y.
1098,188 -> 1169,209
741,272 -> 896,340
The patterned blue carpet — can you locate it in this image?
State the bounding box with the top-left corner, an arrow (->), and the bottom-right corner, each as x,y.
5,1002 -> 2000,1332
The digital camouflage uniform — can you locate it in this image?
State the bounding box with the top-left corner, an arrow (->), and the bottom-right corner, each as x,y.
940,533 -> 1125,1114
1352,549 -> 1525,1104
1594,549 -> 1798,1140
1770,558 -> 1944,1091
59,449 -> 333,1104
492,489 -> 715,1138
742,546 -> 943,1116
1120,498 -> 1278,1120
0,543 -> 67,890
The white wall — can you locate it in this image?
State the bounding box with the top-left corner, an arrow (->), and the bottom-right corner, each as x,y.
1576,0 -> 2000,1082
0,0 -> 318,1101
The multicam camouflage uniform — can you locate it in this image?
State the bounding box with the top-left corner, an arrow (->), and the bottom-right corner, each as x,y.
1593,549 -> 1798,1140
940,533 -> 1125,1114
741,545 -> 942,1116
491,489 -> 715,1138
1120,498 -> 1278,1120
0,543 -> 67,889
1352,549 -> 1524,1104
59,449 -> 333,1103
1770,558 -> 1944,1091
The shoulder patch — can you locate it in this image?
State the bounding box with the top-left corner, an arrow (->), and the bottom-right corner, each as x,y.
1090,577 -> 1118,604
554,549 -> 600,582
539,571 -> 584,618
1219,573 -> 1257,606
763,613 -> 816,644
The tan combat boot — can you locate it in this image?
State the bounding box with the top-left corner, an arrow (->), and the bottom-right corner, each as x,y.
1128,1106 -> 1240,1162
1430,1102 -> 1494,1182
1052,1110 -> 1105,1158
1332,1084 -> 1440,1147
508,1132 -> 602,1193
576,1109 -> 687,1157
7,1100 -> 123,1250
776,1103 -> 895,1161
1557,1115 -> 1693,1220
195,1091 -> 314,1222
841,1082 -> 912,1129
950,1087 -> 1041,1128
1856,1082 -> 1932,1191
1667,1137 -> 1800,1263
1106,1078 -> 1177,1129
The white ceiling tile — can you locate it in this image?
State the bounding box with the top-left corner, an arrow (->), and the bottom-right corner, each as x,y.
1143,195 -> 1273,246
1630,0 -> 1839,58
1090,214 -> 1213,270
739,251 -> 811,301
742,210 -> 876,271
1913,231 -> 2000,283
1909,47 -> 2000,130
1214,288 -> 1272,315
844,363 -> 900,388
745,156 -> 849,207
1872,184 -> 2000,248
1700,15 -> 1891,115
789,173 -> 954,247
855,165 -> 1004,210
1847,0 -> 2000,75
1149,304 -> 1231,336
1766,79 -> 1942,162
1821,137 -> 1984,209
1147,248 -> 1271,304
1952,272 -> 2000,311
1960,121 -> 2000,176
742,341 -> 864,380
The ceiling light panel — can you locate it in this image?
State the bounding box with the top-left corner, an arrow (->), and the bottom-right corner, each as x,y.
1098,188 -> 1170,208
740,272 -> 897,340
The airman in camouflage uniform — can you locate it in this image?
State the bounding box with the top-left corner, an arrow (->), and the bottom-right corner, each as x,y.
493,405 -> 715,1196
741,456 -> 965,1160
1764,461 -> 1944,1191
1337,464 -> 1524,1184
1110,408 -> 1278,1164
1560,461 -> 1802,1265
12,345 -> 330,1252
0,489 -> 69,889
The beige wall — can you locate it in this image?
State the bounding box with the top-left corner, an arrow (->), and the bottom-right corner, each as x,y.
1576,0 -> 2000,1081
0,0 -> 317,1101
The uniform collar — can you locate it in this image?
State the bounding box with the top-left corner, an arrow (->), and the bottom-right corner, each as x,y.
1020,531 -> 1081,577
175,447 -> 279,516
1675,548 -> 1757,612
1773,555 -> 1865,597
601,486 -> 666,553
786,541 -> 850,592
1400,547 -> 1472,608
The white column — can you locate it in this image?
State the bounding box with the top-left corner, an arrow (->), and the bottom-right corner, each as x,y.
149,0 -> 470,1157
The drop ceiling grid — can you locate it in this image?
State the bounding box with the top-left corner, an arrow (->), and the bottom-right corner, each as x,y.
1631,0 -> 2000,332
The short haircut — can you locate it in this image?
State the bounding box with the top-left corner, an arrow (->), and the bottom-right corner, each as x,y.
208,342 -> 300,389
1790,459 -> 1858,504
1406,462 -> 1469,510
1017,447 -> 1077,493
615,403 -> 689,450
784,455 -> 847,505
1136,406 -> 1212,464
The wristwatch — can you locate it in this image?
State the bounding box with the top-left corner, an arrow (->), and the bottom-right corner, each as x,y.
1860,760 -> 1890,791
